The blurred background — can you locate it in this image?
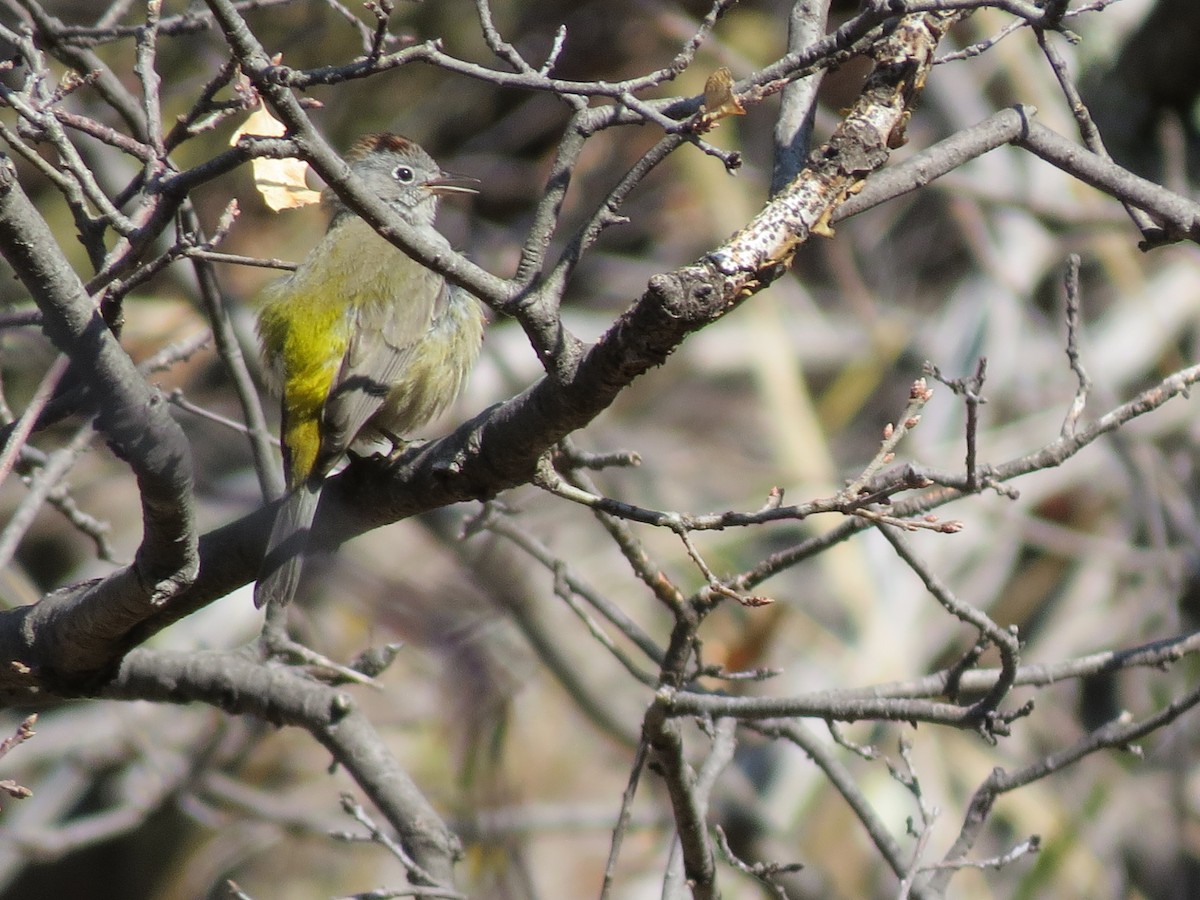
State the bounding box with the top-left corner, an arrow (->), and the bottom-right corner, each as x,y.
2,0 -> 1200,897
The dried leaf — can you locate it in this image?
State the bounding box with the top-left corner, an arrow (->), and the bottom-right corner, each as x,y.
230,106 -> 322,211
696,67 -> 746,131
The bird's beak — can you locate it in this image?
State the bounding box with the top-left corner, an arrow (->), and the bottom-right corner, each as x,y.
427,172 -> 480,195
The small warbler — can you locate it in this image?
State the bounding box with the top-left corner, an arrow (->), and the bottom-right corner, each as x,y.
254,134 -> 484,609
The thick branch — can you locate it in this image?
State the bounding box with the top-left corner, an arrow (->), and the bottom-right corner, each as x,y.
106,647 -> 461,886
0,155 -> 197,699
1016,119 -> 1200,242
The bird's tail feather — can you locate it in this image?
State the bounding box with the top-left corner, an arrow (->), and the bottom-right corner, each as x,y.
254,482 -> 322,609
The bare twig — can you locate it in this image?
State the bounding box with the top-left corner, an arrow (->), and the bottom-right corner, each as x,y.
600,739 -> 650,900
0,353 -> 69,489
332,794 -> 464,897
1059,254 -> 1091,437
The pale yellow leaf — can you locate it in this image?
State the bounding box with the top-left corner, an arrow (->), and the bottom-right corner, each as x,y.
230,105 -> 322,212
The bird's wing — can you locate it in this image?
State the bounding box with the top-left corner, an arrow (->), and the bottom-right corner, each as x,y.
315,280 -> 448,475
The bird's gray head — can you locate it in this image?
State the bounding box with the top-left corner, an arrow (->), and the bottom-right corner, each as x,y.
324,133 -> 477,227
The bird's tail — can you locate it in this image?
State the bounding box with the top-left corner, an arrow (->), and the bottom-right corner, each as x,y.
254,481 -> 322,608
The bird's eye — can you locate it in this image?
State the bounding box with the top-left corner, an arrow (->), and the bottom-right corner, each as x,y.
393,165 -> 415,184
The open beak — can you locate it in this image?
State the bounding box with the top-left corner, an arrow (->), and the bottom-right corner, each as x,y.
427,171 -> 480,196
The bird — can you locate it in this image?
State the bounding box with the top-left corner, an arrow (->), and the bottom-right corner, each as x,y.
253,133 -> 484,609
